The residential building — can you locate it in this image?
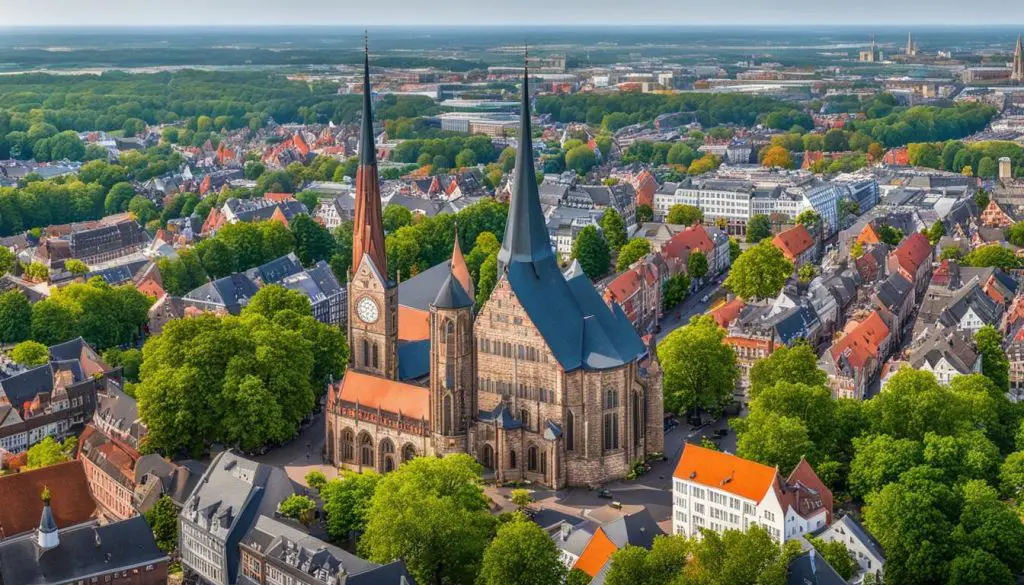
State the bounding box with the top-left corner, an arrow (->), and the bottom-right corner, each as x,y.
726,300 -> 822,392
887,232 -> 934,299
980,199 -> 1017,228
179,451 -> 295,585
772,224 -> 816,266
872,272 -> 914,343
818,514 -> 885,583
545,206 -> 604,258
324,57 -> 663,489
908,326 -> 981,386
0,460 -> 97,538
313,194 -> 356,230
0,338 -> 110,454
672,444 -> 832,543
36,215 -> 150,269
602,256 -> 661,335
821,310 -> 893,399
238,515 -> 417,585
556,510 -> 664,582
786,550 -> 848,585
0,499 -> 168,585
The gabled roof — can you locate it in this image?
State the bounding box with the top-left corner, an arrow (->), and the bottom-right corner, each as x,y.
772,224 -> 814,261
829,310 -> 889,368
787,551 -> 847,585
333,370 -> 428,419
890,232 -> 932,276
673,443 -> 777,503
938,280 -> 1000,328
874,272 -> 912,311
910,326 -> 979,375
0,461 -> 97,538
433,271 -> 473,309
829,514 -> 885,562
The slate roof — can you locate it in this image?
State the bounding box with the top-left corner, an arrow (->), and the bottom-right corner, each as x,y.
787,551 -> 847,585
0,516 -> 167,585
478,403 -> 522,430
433,271 -> 473,309
398,259 -> 452,311
397,340 -> 431,381
184,272 -> 261,314
938,280 -> 1000,328
829,514 -> 885,562
772,303 -> 821,346
874,272 -> 913,312
87,258 -> 149,286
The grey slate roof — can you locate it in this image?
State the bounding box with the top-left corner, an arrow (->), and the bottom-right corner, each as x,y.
830,514 -> 885,562
0,516 -> 168,585
787,551 -> 847,585
433,271 -> 473,309
550,518 -> 599,557
87,258 -> 149,286
359,45 -> 377,167
398,259 -> 452,311
875,272 -> 912,311
184,272 -> 261,314
909,327 -> 979,375
602,509 -> 664,550
938,281 -> 999,329
479,403 -> 522,429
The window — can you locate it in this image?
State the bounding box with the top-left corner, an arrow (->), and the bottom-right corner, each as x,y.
691,486 -> 705,499
520,409 -> 530,430
633,392 -> 642,444
603,413 -> 619,450
565,410 -> 575,451
362,339 -> 370,367
372,343 -> 379,369
341,430 -> 354,462
605,388 -> 619,408
540,451 -> 547,475
360,434 -> 374,467
509,450 -> 517,469
694,503 -> 705,514
527,446 -> 538,471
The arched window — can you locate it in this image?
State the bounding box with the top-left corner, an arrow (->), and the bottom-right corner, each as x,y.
359,433 -> 374,467
380,438 -> 395,454
509,450 -> 517,469
565,410 -> 574,452
527,445 -> 538,471
372,344 -> 380,369
442,393 -> 453,435
403,444 -> 416,462
540,451 -> 548,475
603,413 -> 619,451
341,429 -> 354,462
605,388 -> 619,409
633,392 -> 643,444
482,444 -> 494,469
362,340 -> 370,367
445,319 -> 456,355
520,409 -> 530,430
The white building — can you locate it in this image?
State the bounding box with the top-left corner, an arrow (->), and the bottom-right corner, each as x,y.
672,444 -> 832,543
818,514 -> 886,583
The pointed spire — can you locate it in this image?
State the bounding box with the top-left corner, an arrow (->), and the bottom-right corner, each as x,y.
497,48 -> 556,276
38,486 -> 59,550
1013,35 -> 1024,83
450,222 -> 474,300
352,34 -> 388,277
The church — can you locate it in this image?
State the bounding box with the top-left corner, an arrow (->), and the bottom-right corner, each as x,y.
325,48 -> 664,489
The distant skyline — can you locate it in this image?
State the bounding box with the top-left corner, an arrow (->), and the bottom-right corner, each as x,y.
6,0 -> 1024,27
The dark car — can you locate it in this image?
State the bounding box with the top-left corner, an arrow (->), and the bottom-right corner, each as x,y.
597,488 -> 613,499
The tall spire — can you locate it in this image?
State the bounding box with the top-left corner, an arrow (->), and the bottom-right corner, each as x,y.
497,48 -> 556,276
37,486 -> 59,550
450,223 -> 474,300
352,34 -> 388,277
1013,35 -> 1024,83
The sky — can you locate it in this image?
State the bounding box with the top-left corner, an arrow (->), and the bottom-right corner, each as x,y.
5,0 -> 1024,26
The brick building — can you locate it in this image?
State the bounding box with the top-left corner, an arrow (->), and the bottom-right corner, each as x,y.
325,57 -> 663,489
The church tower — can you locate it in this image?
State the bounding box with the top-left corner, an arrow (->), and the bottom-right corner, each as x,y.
348,38 -> 398,380
429,234 -> 476,453
1013,35 -> 1024,84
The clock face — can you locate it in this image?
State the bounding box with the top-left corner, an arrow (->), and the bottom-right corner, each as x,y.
356,297 -> 379,323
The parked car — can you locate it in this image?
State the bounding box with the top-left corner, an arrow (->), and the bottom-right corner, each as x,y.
597,487 -> 613,499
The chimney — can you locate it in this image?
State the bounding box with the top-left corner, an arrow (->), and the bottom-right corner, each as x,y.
37,487 -> 60,550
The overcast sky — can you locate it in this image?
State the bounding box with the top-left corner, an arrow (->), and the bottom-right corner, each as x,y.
6,0 -> 1024,26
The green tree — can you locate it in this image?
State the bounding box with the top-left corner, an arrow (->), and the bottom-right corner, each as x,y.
940,246 -> 963,260
30,298 -> 79,346
321,471 -> 381,542
478,516 -> 566,585
104,182 -> 136,214
23,261 -> 49,281
963,245 -> 1019,270
662,273 -> 690,309
748,344 -> 827,400
999,451 -> 1024,500
290,214 -> 336,266
157,250 -> 208,296
64,259 -> 88,276
144,495 -> 179,554
657,315 -> 739,415
10,340 -> 49,366
565,145 -> 597,175
848,434 -> 923,498
927,221 -> 946,245
599,209 -> 628,252
616,238 -> 651,271
571,225 -> 610,279
687,250 -> 709,281
466,232 -> 500,287
635,204 -> 654,224
475,252 -> 499,311
26,436 -> 76,469
104,347 -> 143,383
510,489 -> 533,510
566,569 -> 591,585
978,156 -> 998,179
245,285 -> 311,318
798,263 -> 816,283
975,325 -> 1010,392
604,535 -> 690,585
808,538 -> 855,580
666,204 -> 704,226
0,290 -> 32,343
745,214 -> 772,243
359,455 -> 494,585
866,369 -> 968,441
724,241 -> 793,301
953,480 -> 1024,573
948,549 -> 1014,585
0,248 -> 15,276
455,149 -> 478,168
686,526 -> 799,585
735,409 -> 814,473
278,494 -> 317,525
305,470 -> 328,492
383,205 -> 415,233
128,195 -> 158,225
729,237 -> 741,262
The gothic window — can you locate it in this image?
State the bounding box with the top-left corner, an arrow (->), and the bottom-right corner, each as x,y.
603,413 -> 619,451
509,450 -> 517,469
341,429 -> 354,462
362,340 -> 370,367
442,393 -> 453,435
445,320 -> 456,355
359,433 -> 374,467
605,388 -> 619,409
520,409 -> 530,430
527,445 -> 538,471
566,411 -> 575,451
372,344 -> 379,369
633,392 -> 643,444
403,444 -> 416,462
540,451 -> 548,475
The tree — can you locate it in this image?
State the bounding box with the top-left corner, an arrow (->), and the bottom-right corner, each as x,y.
478,516 -> 566,585
0,248 -> 14,276
383,204 -> 414,233
658,315 -> 739,415
745,214 -> 772,243
599,209 -> 628,252
662,274 -> 690,309
666,204 -> 703,226
927,221 -> 946,245
978,156 -> 998,179
866,369 -> 971,441
748,344 -> 827,400
963,245 -> 1019,270
877,224 -> 904,246
850,240 -> 865,259
798,263 -> 816,283
999,451 -> 1024,500
104,347 -> 143,383
0,290 -> 31,343
245,285 -> 311,318
940,246 -> 963,260
953,480 -> 1024,573
635,204 -> 654,223
157,250 -> 208,296
320,471 -> 380,542
686,526 -> 799,585
728,237 -> 741,262
291,214 -> 337,266
687,250 -> 709,281
63,259 -> 88,276
510,489 -> 532,510
566,569 -> 591,585
948,549 -> 1014,585
128,195 -> 158,225
571,225 -> 610,279
360,455 -> 494,585
735,409 -> 814,473
305,470 -> 328,492
848,434 -> 922,498
278,494 -> 317,525
760,145 -> 794,169
605,535 -> 690,585
616,238 -> 651,271
145,495 -> 179,554
565,145 -> 597,175
26,436 -> 76,469
724,241 -> 793,301
10,340 -> 49,366
104,182 -> 136,214
823,129 -> 849,152
808,538 -> 855,580
795,209 -> 821,230
976,325 -> 1010,392
23,261 -> 49,281
455,149 -> 477,168
475,252 -> 499,311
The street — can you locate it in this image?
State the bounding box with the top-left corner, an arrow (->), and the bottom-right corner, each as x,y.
656,276 -> 726,342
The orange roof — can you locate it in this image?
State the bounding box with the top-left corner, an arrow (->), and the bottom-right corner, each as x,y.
662,224 -> 713,261
398,306 -> 430,342
264,192 -> 296,203
857,223 -> 882,246
0,460 -> 97,537
711,298 -> 745,328
830,310 -> 889,367
450,233 -> 475,300
786,457 -> 833,524
772,224 -> 814,261
604,262 -> 657,303
673,443 -> 778,503
574,527 -> 618,577
336,370 -> 429,419
890,232 -> 932,276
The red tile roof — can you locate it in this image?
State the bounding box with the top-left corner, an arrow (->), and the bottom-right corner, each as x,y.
673,443 -> 778,503
333,370 -> 429,419
890,232 -> 932,277
662,224 -> 713,263
772,224 -> 814,261
830,311 -> 889,368
0,460 -> 97,537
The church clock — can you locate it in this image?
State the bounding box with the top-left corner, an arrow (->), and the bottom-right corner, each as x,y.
356,297 -> 379,323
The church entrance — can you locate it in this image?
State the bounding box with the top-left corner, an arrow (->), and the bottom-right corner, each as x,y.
481,444 -> 494,469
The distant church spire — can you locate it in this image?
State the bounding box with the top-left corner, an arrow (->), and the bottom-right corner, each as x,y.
352,34 -> 388,277
497,49 -> 556,276
1013,35 -> 1024,83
